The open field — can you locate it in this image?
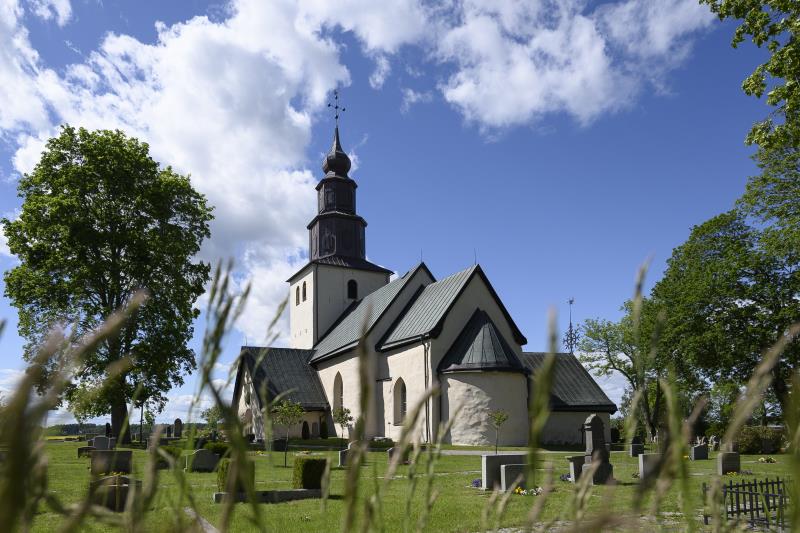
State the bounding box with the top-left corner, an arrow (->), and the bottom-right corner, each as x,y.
31,441 -> 790,532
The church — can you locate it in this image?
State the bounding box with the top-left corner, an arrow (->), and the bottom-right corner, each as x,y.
232,124 -> 616,447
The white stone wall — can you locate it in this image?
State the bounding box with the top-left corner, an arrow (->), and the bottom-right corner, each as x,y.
539,411 -> 611,446
315,265 -> 389,341
441,372 -> 529,446
289,267 -> 316,349
383,343 -> 429,443
316,352 -> 363,439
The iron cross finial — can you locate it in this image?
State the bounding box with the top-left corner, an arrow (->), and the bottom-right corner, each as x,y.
328,89 -> 346,127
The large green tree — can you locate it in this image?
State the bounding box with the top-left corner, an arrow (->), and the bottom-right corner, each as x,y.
2,126 -> 213,442
652,210 -> 800,412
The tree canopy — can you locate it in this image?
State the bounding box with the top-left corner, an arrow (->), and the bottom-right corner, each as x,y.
2,126 -> 213,441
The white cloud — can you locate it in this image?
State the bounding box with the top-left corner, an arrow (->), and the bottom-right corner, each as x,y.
27,0 -> 71,26
0,227 -> 9,258
369,54 -> 391,89
400,87 -> 432,113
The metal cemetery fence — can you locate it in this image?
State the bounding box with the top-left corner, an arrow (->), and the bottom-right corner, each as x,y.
703,477 -> 789,531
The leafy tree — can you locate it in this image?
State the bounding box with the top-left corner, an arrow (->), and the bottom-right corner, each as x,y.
488,410 -> 509,455
701,0 -> 800,151
2,126 -> 213,442
202,404 -> 223,430
272,400 -> 305,467
332,406 -> 353,448
579,299 -> 677,440
652,210 -> 800,413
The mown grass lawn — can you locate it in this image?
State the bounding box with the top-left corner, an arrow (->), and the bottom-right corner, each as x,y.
31,441 -> 789,532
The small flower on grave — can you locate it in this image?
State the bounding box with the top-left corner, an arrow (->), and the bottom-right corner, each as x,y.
470,478 -> 481,488
759,456 -> 776,463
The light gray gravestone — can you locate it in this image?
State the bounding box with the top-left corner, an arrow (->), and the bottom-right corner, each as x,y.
173,418 -> 183,439
638,453 -> 661,481
690,444 -> 708,460
93,436 -> 112,451
580,414 -> 613,485
566,455 -> 585,482
500,464 -> 526,492
90,450 -> 133,476
481,454 -> 527,490
717,452 -> 740,475
185,449 -> 219,472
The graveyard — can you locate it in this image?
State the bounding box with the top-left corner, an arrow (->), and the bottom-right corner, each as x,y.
26,435 -> 789,532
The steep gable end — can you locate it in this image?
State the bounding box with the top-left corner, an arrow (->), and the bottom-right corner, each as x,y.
522,352 -> 617,413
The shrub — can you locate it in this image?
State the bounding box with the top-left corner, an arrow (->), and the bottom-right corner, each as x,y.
216,458 -> 255,493
203,442 -> 230,457
320,421 -> 328,439
292,456 -> 327,489
159,445 -> 182,459
301,421 -> 310,440
737,426 -> 784,454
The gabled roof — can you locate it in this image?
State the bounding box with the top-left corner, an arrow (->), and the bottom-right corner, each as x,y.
438,309 -> 528,374
287,255 -> 393,282
378,265 -> 527,351
235,347 -> 328,411
309,263 -> 432,364
521,352 -> 617,413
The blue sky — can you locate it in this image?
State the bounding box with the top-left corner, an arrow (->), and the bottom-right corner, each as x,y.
0,0 -> 768,422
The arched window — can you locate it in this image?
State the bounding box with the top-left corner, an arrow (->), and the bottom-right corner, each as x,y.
333,372 -> 343,412
295,287 -> 300,306
302,281 -> 307,302
393,378 -> 407,425
347,279 -> 358,299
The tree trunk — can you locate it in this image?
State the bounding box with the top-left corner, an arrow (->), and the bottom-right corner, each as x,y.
111,392 -> 131,444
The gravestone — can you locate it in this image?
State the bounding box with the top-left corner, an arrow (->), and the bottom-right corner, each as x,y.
195,437 -> 208,450
93,436 -> 113,451
566,455 -> 584,482
105,423 -> 111,437
717,452 -> 740,475
610,427 -> 620,443
90,450 -> 133,476
210,430 -> 218,442
387,447 -> 410,464
500,464 -> 526,492
77,446 -> 95,458
166,426 -> 173,438
638,453 -> 661,481
185,449 -> 219,472
629,435 -> 644,457
580,414 -> 613,485
90,475 -> 141,512
87,439 -> 94,447
173,418 -> 183,439
481,454 -> 527,490
338,442 -> 356,468
690,444 -> 708,460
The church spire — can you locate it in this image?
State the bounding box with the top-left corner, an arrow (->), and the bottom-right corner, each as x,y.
322,90 -> 351,176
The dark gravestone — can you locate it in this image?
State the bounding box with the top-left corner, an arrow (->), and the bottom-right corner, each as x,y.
173,418 -> 183,439
105,423 -> 111,437
580,414 -> 613,485
610,427 -> 620,443
690,444 -> 708,460
90,450 -> 133,476
166,426 -> 173,438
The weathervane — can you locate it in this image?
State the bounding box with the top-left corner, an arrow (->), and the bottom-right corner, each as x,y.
328,89 -> 346,127
563,297 -> 580,354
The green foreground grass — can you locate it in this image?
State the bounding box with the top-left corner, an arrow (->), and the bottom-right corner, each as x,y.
33,441 -> 789,532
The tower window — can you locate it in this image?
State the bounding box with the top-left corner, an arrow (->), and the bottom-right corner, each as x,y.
295,287 -> 300,306
302,281 -> 307,302
347,279 -> 358,299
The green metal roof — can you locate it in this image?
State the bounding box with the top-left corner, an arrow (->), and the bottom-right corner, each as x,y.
236,347 -> 328,411
521,352 -> 617,413
438,309 -> 527,374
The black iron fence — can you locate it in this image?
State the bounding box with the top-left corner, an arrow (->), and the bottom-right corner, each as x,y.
703,477 -> 790,531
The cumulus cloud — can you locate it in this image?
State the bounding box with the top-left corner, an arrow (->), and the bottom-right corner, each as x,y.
27,0 -> 71,26
400,87 -> 432,113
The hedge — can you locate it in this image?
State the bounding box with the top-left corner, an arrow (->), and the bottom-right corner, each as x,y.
292,456 -> 327,489
203,442 -> 230,458
737,426 -> 785,454
216,458 -> 255,493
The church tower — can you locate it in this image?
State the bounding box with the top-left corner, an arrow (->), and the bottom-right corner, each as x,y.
288,107 -> 392,349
